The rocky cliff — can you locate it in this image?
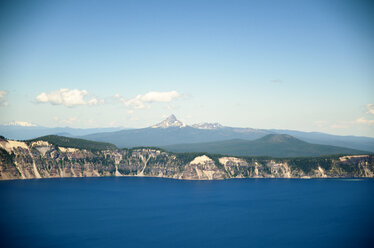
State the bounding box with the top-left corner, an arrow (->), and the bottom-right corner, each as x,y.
0,138 -> 373,180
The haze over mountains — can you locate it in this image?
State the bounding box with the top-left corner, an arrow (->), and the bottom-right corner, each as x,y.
1,115 -> 374,153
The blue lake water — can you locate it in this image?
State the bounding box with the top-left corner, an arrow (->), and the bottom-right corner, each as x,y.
0,177 -> 373,248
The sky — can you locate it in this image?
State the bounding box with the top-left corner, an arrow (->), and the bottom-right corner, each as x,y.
0,0 -> 373,137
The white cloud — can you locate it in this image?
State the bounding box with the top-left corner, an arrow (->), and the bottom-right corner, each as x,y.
53,116 -> 79,125
5,121 -> 36,127
0,90 -> 8,106
330,123 -> 350,129
313,120 -> 328,128
36,88 -> 103,107
87,97 -> 104,105
121,90 -> 180,109
355,117 -> 374,125
314,117 -> 374,130
367,104 -> 374,115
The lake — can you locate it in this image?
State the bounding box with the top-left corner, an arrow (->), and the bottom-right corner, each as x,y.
0,177 -> 373,248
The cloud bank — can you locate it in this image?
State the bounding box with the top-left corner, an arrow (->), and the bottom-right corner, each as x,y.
367,104 -> 374,115
0,90 -> 8,106
120,90 -> 180,109
36,89 -> 103,107
355,117 -> 374,125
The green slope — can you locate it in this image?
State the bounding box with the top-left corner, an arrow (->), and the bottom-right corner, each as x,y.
162,134 -> 366,158
28,135 -> 117,151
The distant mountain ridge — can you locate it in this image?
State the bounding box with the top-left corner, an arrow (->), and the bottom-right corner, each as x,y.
2,115 -> 374,152
82,123 -> 269,148
81,115 -> 374,152
269,129 -> 374,153
162,134 -> 366,158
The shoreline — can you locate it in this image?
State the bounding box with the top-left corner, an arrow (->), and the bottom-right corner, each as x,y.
1,174 -> 373,182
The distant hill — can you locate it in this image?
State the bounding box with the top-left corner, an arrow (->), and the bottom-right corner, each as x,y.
270,129 -> 374,152
28,135 -> 117,151
162,134 -> 367,158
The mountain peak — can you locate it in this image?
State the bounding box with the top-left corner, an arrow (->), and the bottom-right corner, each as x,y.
151,114 -> 186,128
166,114 -> 177,122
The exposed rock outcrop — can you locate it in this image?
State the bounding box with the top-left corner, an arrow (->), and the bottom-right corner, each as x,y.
0,139 -> 373,180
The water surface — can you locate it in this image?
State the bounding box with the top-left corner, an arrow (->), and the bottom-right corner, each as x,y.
1,177 -> 373,248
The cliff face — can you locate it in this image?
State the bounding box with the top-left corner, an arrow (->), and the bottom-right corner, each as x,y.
0,139 -> 373,180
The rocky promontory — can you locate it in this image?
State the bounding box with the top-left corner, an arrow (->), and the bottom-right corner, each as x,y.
0,138 -> 373,180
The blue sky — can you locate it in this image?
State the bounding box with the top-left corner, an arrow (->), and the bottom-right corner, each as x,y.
0,0 -> 373,137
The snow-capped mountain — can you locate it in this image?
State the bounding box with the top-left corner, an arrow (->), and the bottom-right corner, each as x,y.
151,114 -> 186,128
151,115 -> 224,130
191,122 -> 224,130
4,121 -> 37,127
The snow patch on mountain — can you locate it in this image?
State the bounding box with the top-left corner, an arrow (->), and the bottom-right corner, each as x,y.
4,121 -> 37,127
192,122 -> 224,130
151,114 -> 186,128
